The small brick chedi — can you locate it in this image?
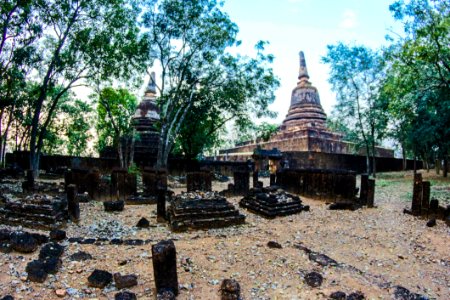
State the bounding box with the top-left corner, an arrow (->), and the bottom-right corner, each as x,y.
168,191 -> 245,232
132,72 -> 160,162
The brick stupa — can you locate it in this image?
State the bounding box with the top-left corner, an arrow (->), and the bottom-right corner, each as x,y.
132,72 -> 160,161
219,51 -> 351,158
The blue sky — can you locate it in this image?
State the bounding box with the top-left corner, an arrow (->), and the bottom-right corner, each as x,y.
221,0 -> 403,123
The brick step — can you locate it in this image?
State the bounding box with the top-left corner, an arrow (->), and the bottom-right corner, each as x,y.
244,198 -> 303,209
240,204 -> 304,218
0,216 -> 65,230
0,209 -> 66,223
239,199 -> 305,218
170,203 -> 233,213
5,202 -> 66,215
170,215 -> 245,232
169,208 -> 241,220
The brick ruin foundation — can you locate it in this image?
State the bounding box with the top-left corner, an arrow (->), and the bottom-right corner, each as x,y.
167,191 -> 245,232
239,186 -> 309,218
276,169 -> 357,202
0,194 -> 67,230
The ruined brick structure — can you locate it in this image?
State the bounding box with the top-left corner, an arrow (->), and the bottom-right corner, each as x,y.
219,51 -> 393,161
132,72 -> 160,163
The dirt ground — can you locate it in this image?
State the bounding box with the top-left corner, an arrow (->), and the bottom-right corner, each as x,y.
0,170 -> 449,299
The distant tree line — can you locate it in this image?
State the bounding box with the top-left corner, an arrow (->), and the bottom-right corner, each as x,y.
323,0 -> 449,177
0,0 -> 279,175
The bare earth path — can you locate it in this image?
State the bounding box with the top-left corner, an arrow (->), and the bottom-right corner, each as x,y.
0,170 -> 449,299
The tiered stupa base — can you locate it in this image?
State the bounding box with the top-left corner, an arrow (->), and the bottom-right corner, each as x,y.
239,187 -> 309,218
168,192 -> 245,232
0,194 -> 67,230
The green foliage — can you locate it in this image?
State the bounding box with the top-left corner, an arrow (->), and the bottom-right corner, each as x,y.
142,0 -> 279,166
322,43 -> 389,174
237,121 -> 279,142
1,0 -> 150,174
127,162 -> 140,175
383,0 -> 450,168
256,122 -> 279,142
96,87 -> 137,152
171,103 -> 226,159
63,100 -> 93,156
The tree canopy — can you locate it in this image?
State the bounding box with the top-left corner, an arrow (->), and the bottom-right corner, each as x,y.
142,0 -> 279,168
1,0 -> 150,176
322,43 -> 388,176
383,0 -> 450,174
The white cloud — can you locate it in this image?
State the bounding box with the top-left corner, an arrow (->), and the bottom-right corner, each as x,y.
339,9 -> 358,29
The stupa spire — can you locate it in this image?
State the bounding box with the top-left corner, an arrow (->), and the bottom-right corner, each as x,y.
298,51 -> 309,80
146,72 -> 157,95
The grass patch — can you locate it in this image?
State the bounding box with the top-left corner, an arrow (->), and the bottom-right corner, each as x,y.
376,179 -> 393,188
376,171 -> 409,180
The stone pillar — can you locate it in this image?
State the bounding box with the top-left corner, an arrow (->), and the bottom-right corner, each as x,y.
156,170 -> 168,222
233,171 -> 249,194
252,171 -> 259,188
367,179 -> 375,208
87,168 -> 100,200
67,184 -> 80,222
422,181 -> 430,212
429,198 -> 439,216
156,188 -> 166,223
269,174 -> 276,186
22,169 -> 35,192
152,240 -> 179,296
27,169 -> 35,187
64,170 -> 73,191
359,174 -> 369,205
111,169 -> 137,200
142,168 -> 157,196
412,173 -> 423,215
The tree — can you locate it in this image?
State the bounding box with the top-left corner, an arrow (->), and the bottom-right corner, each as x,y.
233,121 -> 279,145
384,0 -> 450,175
255,122 -> 279,142
142,0 -> 279,168
326,117 -> 362,150
0,0 -> 40,166
171,103 -> 226,159
322,43 -> 388,177
16,0 -> 149,177
64,100 -> 93,156
42,96 -> 93,156
96,87 -> 137,168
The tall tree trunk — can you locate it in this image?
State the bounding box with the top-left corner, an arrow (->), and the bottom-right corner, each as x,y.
156,124 -> 169,169
1,132 -> 8,168
29,85 -> 49,178
118,139 -> 124,169
129,130 -> 135,167
371,127 -> 376,178
444,156 -> 448,178
365,144 -> 370,176
372,153 -> 376,178
402,145 -> 407,170
413,154 -> 417,176
0,109 -> 3,166
435,158 -> 440,175
0,138 -> 3,167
